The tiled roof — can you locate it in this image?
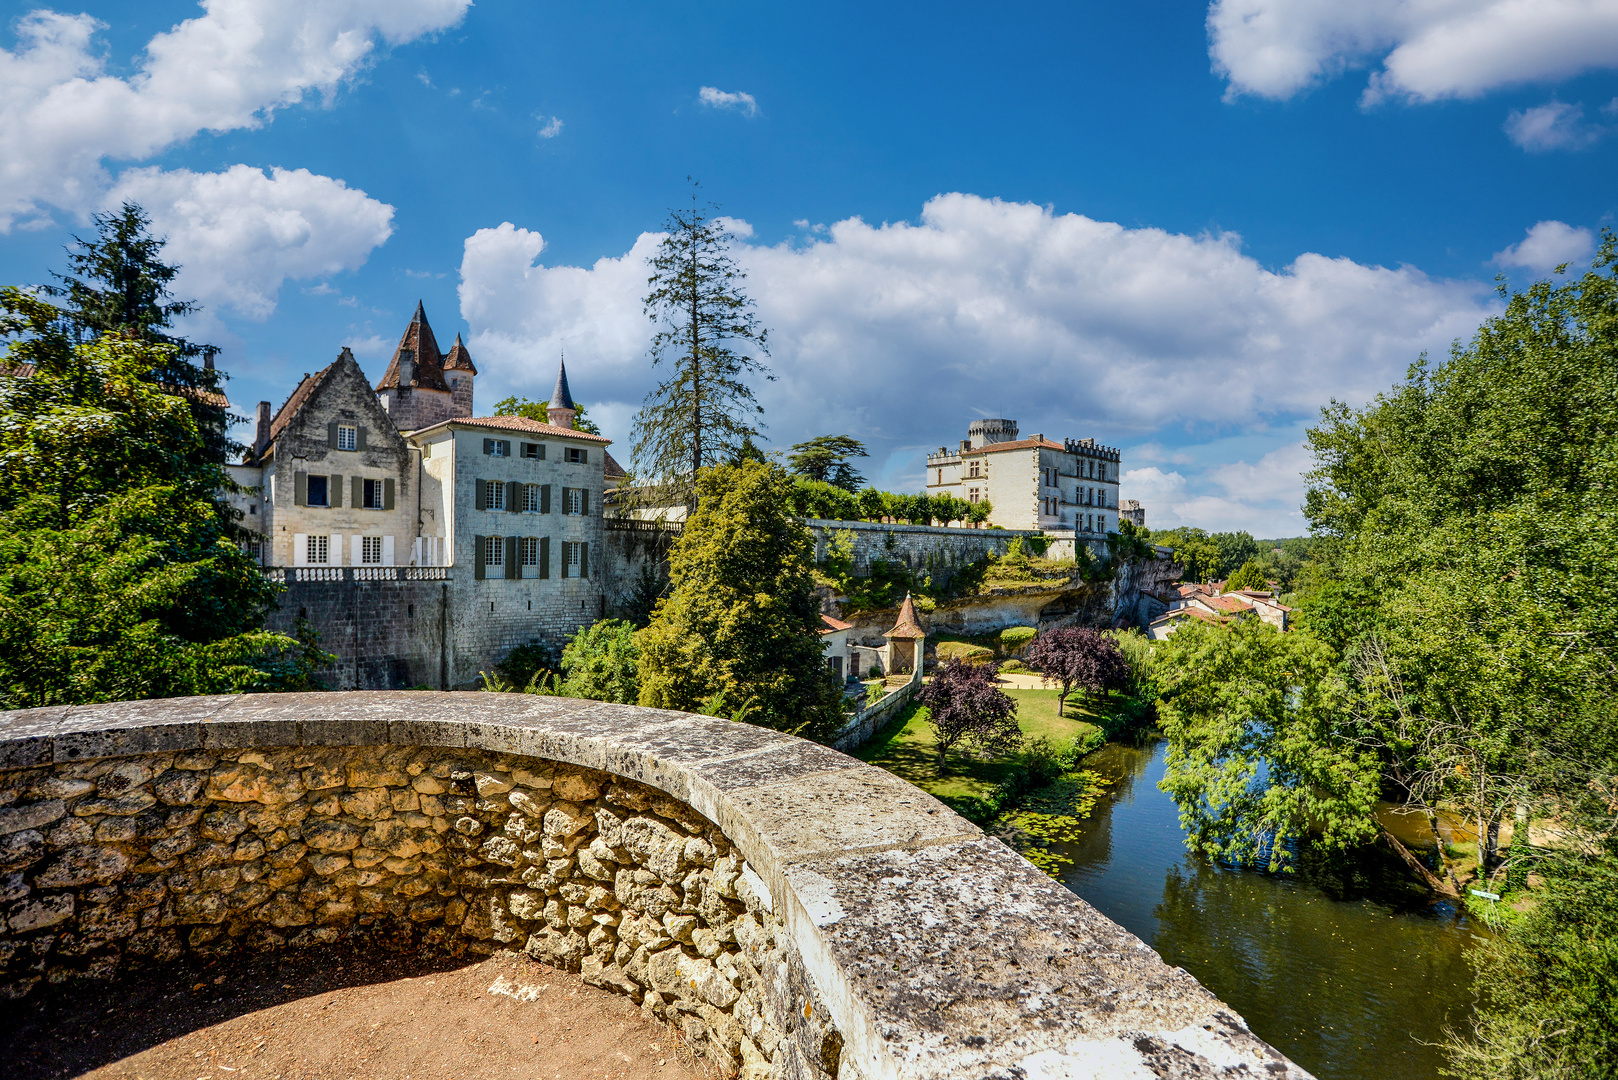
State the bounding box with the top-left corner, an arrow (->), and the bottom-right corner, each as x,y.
261,354 -> 345,455
961,437 -> 1066,455
884,594 -> 926,640
412,414 -> 613,443
820,614 -> 853,633
1196,594 -> 1252,615
1150,607 -> 1231,627
375,301 -> 451,392
603,450 -> 627,480
442,333 -> 477,374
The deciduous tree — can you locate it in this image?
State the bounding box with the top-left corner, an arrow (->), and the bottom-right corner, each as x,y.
637,461 -> 843,736
917,657 -> 1020,774
1025,627 -> 1130,716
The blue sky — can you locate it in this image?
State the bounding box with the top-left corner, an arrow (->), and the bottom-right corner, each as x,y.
3,1 -> 1616,535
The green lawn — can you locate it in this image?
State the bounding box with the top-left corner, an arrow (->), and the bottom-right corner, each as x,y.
854,687 -> 1101,801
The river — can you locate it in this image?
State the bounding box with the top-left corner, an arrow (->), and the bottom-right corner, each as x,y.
1053,740 -> 1485,1080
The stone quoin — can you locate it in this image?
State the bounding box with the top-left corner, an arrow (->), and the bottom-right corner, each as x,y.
0,693 -> 1311,1079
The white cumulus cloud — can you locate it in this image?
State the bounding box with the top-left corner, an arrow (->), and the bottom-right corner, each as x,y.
1209,0 -> 1618,104
698,86 -> 760,117
537,115 -> 564,138
1493,219 -> 1595,272
457,195 -> 1495,533
110,165 -> 396,319
1504,100 -> 1613,150
0,0 -> 470,225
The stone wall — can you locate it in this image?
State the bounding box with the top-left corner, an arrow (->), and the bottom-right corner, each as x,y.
264,570 -> 451,690
0,744 -> 839,1079
0,694 -> 1311,1080
805,519 -> 1089,582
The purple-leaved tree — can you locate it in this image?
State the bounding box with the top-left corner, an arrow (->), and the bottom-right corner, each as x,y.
917,658 -> 1021,774
1025,627 -> 1130,717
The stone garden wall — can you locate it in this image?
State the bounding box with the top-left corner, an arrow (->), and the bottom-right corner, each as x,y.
0,693 -> 1311,1080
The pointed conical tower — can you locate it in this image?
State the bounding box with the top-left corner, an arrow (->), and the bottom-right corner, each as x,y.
374,301 -> 454,431
882,593 -> 927,684
547,355 -> 576,429
443,333 -> 477,418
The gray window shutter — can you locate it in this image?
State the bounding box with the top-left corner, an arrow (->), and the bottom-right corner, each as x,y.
328,422 -> 339,449
505,536 -> 518,579
560,541 -> 570,577
581,489 -> 589,515
476,479 -> 487,511
295,471 -> 308,506
560,487 -> 570,515
501,440 -> 512,456
352,477 -> 363,508
580,449 -> 587,464
330,474 -> 343,508
580,542 -> 588,579
383,478 -> 395,510
357,427 -> 368,451
483,438 -> 493,455
474,536 -> 485,580
507,480 -> 521,513
540,484 -> 551,513
539,536 -> 550,579
538,443 -> 546,460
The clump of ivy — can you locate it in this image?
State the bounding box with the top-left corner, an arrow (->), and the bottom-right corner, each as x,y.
992,771 -> 1111,876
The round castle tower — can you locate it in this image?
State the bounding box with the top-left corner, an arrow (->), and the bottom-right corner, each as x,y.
967,417 -> 1019,449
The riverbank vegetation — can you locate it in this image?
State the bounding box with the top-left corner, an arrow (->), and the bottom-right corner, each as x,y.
1152,239 -> 1618,1077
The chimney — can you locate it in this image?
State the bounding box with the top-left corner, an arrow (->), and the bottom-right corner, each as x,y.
398,348 -> 415,386
255,401 -> 271,455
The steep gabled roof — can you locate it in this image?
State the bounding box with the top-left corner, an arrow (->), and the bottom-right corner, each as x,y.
263,360 -> 339,453
443,333 -> 477,374
375,301 -> 451,392
603,449 -> 627,481
820,614 -> 853,634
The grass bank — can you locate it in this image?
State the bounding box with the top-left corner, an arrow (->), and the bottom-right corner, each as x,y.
853,686 -> 1103,813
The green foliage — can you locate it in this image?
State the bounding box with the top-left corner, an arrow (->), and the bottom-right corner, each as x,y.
1107,519 -> 1158,563
1152,526 -> 1222,583
1212,531 -> 1260,579
789,476 -> 861,521
45,203 -> 233,463
558,619 -> 641,703
1154,618 -> 1382,871
1442,855 -> 1618,1080
494,642 -> 556,691
632,184 -> 771,510
636,460 -> 843,737
1222,559 -> 1269,593
994,771 -> 1111,875
999,626 -> 1037,652
491,394 -> 602,434
787,434 -> 867,492
0,304 -> 312,706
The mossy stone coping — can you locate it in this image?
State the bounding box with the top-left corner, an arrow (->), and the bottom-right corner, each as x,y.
0,692 -> 1311,1080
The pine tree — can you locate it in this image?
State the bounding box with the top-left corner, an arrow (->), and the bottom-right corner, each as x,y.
787,435 -> 868,492
46,203 -> 234,463
632,183 -> 771,510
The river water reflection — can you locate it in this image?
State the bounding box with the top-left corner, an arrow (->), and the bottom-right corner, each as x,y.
1053,740 -> 1483,1080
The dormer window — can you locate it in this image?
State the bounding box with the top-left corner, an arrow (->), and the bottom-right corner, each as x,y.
338,425 -> 358,451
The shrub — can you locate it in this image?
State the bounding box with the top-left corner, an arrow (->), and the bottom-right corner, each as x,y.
937,641 -> 994,665
999,626 -> 1037,653
999,659 -> 1027,673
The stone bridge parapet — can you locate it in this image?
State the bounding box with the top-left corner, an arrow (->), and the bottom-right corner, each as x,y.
0,693 -> 1310,1079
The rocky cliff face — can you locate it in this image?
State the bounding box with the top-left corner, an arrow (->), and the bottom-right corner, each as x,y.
828,552 -> 1182,646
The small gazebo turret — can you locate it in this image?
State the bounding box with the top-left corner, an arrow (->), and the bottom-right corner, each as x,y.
882,593 -> 927,687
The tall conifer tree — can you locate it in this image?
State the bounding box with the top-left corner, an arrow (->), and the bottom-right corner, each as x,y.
632,183 -> 771,510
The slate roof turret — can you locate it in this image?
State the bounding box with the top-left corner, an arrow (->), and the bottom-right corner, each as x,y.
443,333 -> 477,374
550,356 -> 575,411
884,594 -> 927,640
375,301 -> 450,391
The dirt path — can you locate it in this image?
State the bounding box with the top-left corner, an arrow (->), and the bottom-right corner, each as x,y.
4,944 -> 712,1080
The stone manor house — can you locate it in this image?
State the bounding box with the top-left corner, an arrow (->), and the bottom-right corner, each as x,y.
925,418 -> 1122,536
226,303 -> 625,690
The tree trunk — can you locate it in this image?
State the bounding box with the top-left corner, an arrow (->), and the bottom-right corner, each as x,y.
1382,826 -> 1460,898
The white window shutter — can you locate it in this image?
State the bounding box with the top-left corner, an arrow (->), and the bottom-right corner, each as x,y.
411,537 -> 421,566
293,534 -> 307,566
331,534 -> 343,566
383,536 -> 395,566
350,535 -> 362,566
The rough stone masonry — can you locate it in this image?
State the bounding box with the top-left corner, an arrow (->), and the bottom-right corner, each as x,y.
0,746 -> 841,1080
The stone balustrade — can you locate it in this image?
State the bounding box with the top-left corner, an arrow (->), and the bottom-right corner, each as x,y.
0,693 -> 1310,1079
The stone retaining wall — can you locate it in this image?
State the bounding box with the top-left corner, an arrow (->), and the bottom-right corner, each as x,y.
0,693 -> 1311,1080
